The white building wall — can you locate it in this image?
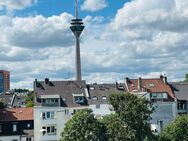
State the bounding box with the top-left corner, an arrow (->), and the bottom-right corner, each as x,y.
34,106 -> 87,141
0,135 -> 21,141
89,104 -> 113,117
21,137 -> 34,141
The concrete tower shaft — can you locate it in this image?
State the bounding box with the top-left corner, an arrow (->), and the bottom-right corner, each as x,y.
70,0 -> 84,82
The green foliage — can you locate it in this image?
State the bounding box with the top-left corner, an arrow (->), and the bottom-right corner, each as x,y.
25,91 -> 34,107
60,109 -> 107,141
159,115 -> 188,141
13,88 -> 29,93
109,93 -> 154,141
26,100 -> 34,107
181,73 -> 188,82
101,114 -> 136,141
0,102 -> 6,109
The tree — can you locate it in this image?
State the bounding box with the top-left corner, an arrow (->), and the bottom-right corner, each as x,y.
0,102 -> 6,109
184,74 -> 188,82
101,114 -> 136,141
109,93 -> 154,141
159,115 -> 188,141
25,91 -> 34,107
60,109 -> 107,141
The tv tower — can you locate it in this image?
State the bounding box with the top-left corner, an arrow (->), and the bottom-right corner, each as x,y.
70,0 -> 84,82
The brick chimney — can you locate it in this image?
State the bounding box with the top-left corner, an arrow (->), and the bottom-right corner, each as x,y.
138,77 -> 142,91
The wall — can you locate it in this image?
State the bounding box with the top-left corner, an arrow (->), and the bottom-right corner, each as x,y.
150,102 -> 177,133
34,106 -> 87,141
0,135 -> 20,141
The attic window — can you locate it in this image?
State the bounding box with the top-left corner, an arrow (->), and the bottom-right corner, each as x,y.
92,96 -> 98,100
102,96 -> 107,100
62,97 -> 66,102
74,96 -> 85,104
147,83 -> 155,87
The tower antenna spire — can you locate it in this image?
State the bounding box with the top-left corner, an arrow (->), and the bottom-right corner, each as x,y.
71,0 -> 84,82
75,0 -> 78,19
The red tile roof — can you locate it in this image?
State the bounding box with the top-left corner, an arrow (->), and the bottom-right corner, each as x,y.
126,78 -> 175,99
0,107 -> 33,121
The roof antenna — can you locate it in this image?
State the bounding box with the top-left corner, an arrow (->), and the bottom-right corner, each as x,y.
75,0 -> 78,19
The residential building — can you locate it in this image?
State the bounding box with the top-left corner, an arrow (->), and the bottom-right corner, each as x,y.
34,79 -> 88,141
34,78 -> 124,141
87,83 -> 125,117
0,107 -> 34,141
125,75 -> 177,133
170,82 -> 188,115
0,70 -> 10,95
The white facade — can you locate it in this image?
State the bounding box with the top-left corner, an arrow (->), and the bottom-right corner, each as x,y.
0,136 -> 33,141
89,104 -> 113,117
34,106 -> 87,141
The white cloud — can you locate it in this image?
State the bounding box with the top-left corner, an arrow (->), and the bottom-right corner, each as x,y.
0,0 -> 37,10
0,13 -> 74,48
81,0 -> 108,12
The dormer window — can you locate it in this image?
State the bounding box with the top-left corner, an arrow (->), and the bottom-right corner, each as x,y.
102,96 -> 107,100
72,93 -> 85,104
41,95 -> 60,107
92,96 -> 98,100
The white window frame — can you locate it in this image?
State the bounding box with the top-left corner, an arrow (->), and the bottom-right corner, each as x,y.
42,125 -> 57,136
42,111 -> 55,120
13,124 -> 17,132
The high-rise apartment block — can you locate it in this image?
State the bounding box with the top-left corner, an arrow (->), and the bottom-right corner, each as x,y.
0,70 -> 10,94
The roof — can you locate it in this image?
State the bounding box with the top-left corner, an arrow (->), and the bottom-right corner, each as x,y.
0,107 -> 33,121
87,83 -> 125,105
125,77 -> 175,99
34,79 -> 125,107
34,80 -> 88,107
170,82 -> 188,100
0,94 -> 13,106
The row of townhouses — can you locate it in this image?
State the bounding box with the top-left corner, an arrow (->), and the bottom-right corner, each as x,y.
0,75 -> 188,141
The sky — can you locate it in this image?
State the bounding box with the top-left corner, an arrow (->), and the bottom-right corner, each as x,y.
0,0 -> 188,89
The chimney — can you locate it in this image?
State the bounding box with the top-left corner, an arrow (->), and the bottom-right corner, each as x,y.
115,82 -> 118,90
160,75 -> 163,80
125,77 -> 130,92
45,78 -> 49,85
35,79 -> 39,88
160,75 -> 167,84
138,77 -> 142,91
163,76 -> 167,84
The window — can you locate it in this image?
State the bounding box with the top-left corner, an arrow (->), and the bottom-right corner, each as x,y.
13,124 -> 17,132
42,111 -> 55,120
96,104 -> 100,109
74,96 -> 85,103
26,137 -> 31,141
65,109 -> 69,115
102,96 -> 107,100
150,93 -> 168,99
27,123 -> 31,128
178,101 -> 186,110
92,96 -> 98,100
157,120 -> 163,130
42,125 -> 57,136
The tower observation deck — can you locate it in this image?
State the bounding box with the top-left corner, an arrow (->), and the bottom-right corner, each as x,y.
70,0 -> 84,82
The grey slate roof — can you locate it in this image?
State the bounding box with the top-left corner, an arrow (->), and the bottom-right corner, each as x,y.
87,83 -> 125,105
34,80 -> 87,107
34,79 -> 126,107
170,82 -> 188,100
